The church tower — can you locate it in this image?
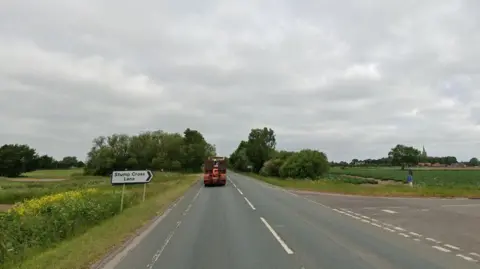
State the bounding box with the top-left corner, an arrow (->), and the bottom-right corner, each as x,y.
421,145 -> 427,161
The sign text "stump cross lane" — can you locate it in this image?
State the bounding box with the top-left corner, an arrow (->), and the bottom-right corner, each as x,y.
111,170 -> 153,185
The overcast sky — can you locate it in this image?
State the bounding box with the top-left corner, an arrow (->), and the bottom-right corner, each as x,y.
1,0 -> 479,162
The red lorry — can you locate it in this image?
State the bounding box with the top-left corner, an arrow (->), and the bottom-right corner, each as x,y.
203,156 -> 227,187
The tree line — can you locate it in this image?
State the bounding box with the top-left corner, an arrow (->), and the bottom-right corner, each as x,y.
229,127 -> 330,179
331,144 -> 479,168
84,128 -> 216,176
0,144 -> 84,177
0,128 -> 216,177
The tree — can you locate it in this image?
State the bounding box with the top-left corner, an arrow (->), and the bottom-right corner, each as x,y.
468,157 -> 479,167
229,141 -> 251,171
388,144 -> 421,169
279,149 -> 329,179
0,144 -> 39,177
37,154 -> 58,169
58,156 -> 80,168
84,129 -> 216,176
245,127 -> 276,173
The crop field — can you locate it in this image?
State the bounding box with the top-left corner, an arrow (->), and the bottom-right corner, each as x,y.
330,167 -> 480,188
0,169 -> 197,267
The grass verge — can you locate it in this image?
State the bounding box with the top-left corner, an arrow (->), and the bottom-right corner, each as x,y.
3,174 -> 199,269
242,172 -> 480,198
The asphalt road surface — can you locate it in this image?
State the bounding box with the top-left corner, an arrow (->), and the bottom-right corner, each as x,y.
104,172 -> 480,269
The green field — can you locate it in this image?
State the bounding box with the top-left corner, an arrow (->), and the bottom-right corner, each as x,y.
330,167 -> 480,188
0,169 -> 199,269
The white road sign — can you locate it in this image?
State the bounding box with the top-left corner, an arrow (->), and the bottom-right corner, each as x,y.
111,170 -> 153,185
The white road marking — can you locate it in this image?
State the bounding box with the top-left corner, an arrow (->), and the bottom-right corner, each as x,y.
237,188 -> 244,195
441,204 -> 480,207
444,244 -> 461,250
363,206 -> 407,209
432,246 -> 451,253
426,238 -> 441,243
239,173 -> 480,263
382,209 -> 397,214
244,197 -> 256,210
260,217 -> 294,254
456,254 -> 478,262
147,230 -> 176,269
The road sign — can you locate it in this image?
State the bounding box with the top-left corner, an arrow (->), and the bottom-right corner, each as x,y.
111,170 -> 153,185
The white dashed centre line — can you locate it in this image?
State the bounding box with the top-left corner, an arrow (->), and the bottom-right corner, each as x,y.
237,188 -> 244,195
244,197 -> 256,210
260,217 -> 294,254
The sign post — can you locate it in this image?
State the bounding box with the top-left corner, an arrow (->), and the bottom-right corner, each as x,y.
120,183 -> 126,212
111,170 -> 153,211
142,183 -> 147,202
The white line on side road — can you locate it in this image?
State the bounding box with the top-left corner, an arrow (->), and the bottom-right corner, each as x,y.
381,209 -> 397,214
470,252 -> 480,257
444,244 -> 460,250
371,223 -> 382,228
237,188 -> 244,195
432,246 -> 451,253
426,237 -> 441,243
260,217 -> 294,254
441,204 -> 480,207
399,233 -> 410,238
456,254 -> 478,262
384,227 -> 395,232
409,232 -> 422,237
244,197 -> 256,210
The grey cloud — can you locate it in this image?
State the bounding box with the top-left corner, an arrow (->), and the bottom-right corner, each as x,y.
1,0 -> 480,162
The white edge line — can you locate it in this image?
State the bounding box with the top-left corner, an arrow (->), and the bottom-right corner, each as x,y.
260,217 -> 294,254
244,197 -> 256,210
100,187 -> 201,269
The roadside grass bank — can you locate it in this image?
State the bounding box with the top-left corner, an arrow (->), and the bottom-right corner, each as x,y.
240,172 -> 480,198
0,171 -> 200,269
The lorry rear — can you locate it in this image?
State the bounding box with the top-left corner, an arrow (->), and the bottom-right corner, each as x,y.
203,157 -> 227,187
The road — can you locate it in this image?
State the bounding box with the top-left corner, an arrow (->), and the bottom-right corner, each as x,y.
103,172 -> 480,269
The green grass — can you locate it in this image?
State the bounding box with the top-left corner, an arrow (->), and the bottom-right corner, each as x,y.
242,172 -> 480,198
0,169 -> 200,269
330,167 -> 480,188
22,169 -> 83,179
